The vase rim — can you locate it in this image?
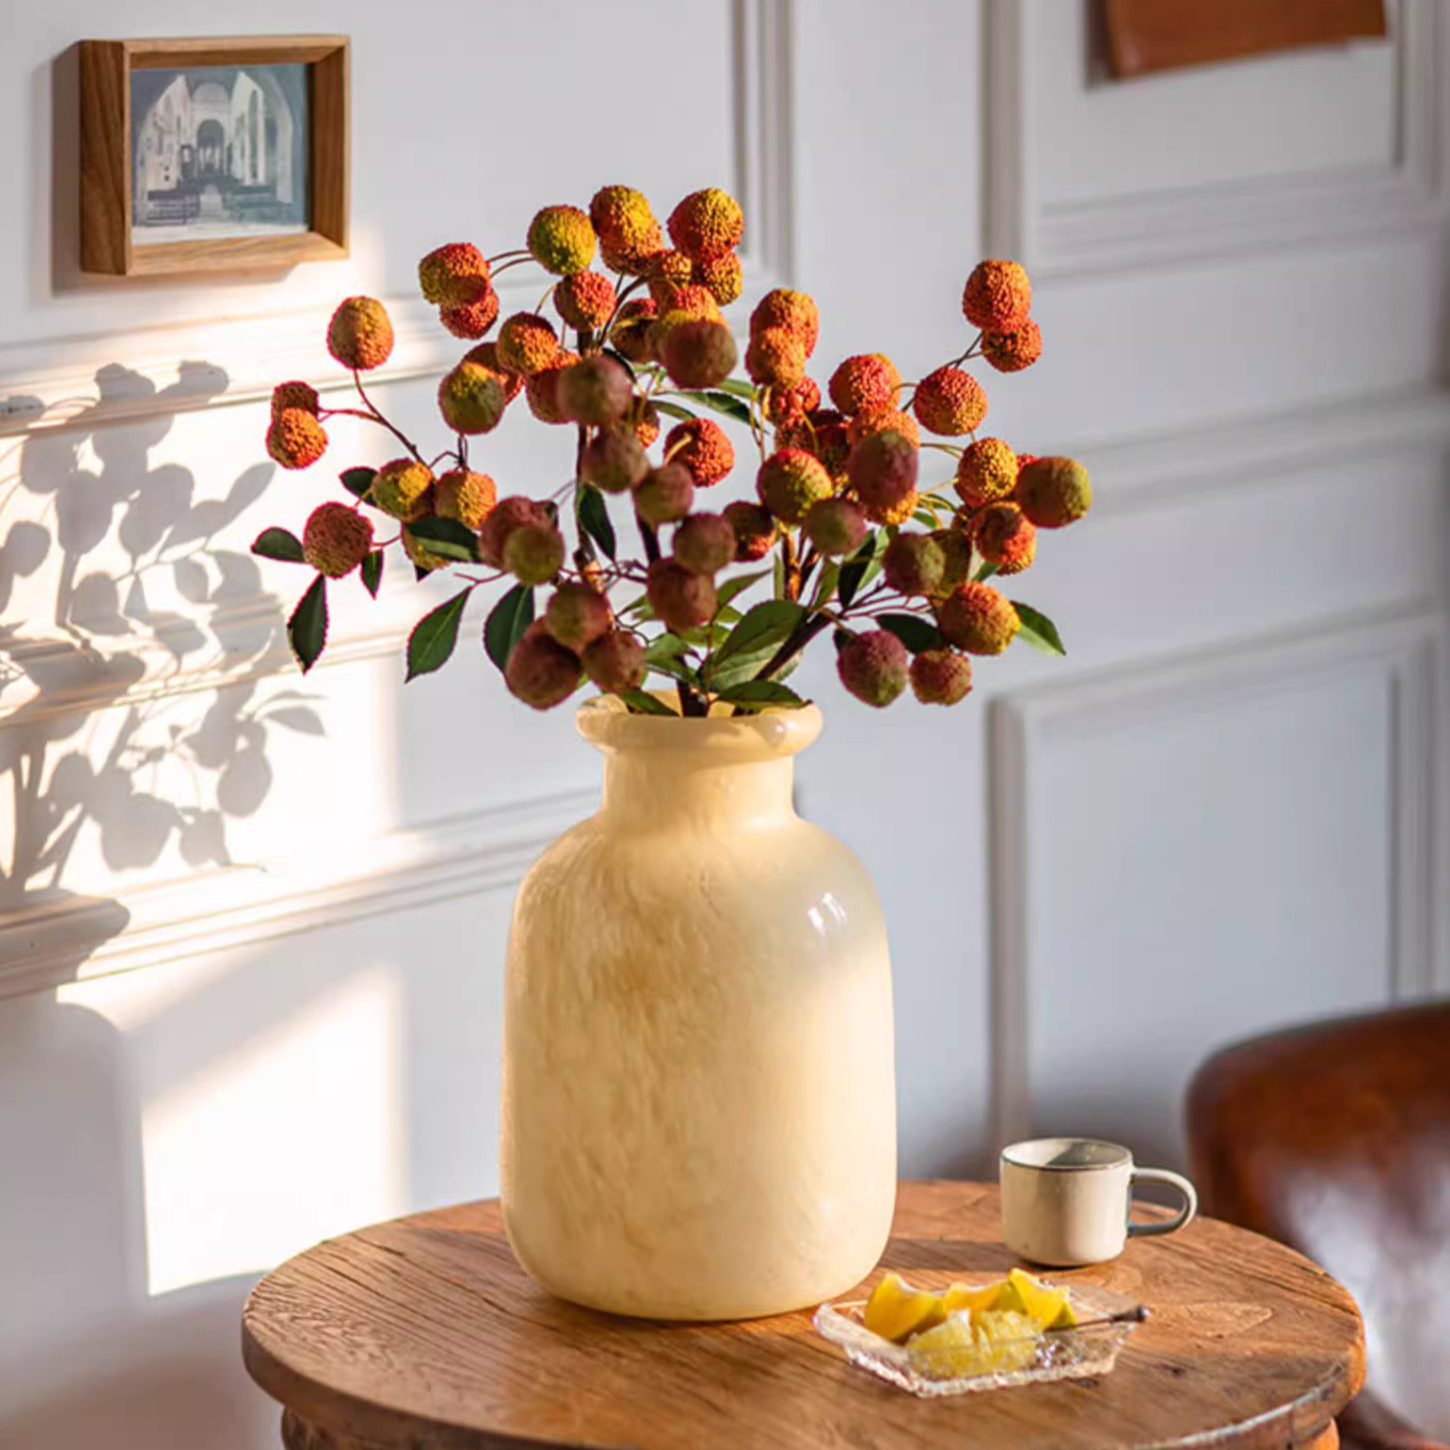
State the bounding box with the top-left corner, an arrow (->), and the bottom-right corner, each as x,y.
575,692 -> 823,759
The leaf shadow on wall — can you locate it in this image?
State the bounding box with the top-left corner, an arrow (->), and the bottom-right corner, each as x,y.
0,364 -> 318,1450
0,363 -> 317,943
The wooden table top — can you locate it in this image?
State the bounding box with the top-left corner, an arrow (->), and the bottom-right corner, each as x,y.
243,1179 -> 1364,1450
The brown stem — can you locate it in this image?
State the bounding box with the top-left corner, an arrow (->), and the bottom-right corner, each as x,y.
945,332 -> 985,369
350,373 -> 427,464
782,532 -> 801,601
676,680 -> 709,717
573,425 -> 600,573
598,274 -> 649,341
754,612 -> 832,683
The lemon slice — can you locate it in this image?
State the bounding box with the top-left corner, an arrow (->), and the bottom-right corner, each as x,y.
863,1272 -> 948,1343
908,1308 -> 1040,1378
941,1278 -> 1007,1316
1007,1266 -> 1077,1329
974,1309 -> 1042,1369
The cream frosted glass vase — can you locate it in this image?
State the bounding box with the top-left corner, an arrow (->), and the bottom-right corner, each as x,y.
500,695 -> 897,1321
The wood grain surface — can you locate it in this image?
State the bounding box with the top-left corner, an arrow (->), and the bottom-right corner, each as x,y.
243,1180 -> 1364,1450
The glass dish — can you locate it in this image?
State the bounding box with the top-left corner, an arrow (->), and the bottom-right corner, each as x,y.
812,1280 -> 1143,1398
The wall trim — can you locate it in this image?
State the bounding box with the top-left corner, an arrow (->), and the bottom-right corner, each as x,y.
984,0 -> 1447,277
0,577 -> 457,729
1072,385 -> 1450,517
987,602 -> 1445,1150
0,785 -> 597,1000
0,0 -> 794,441
734,0 -> 795,286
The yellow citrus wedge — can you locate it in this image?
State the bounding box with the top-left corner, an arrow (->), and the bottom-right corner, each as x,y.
863,1272 -> 948,1343
908,1308 -> 1040,1378
941,1279 -> 1007,1316
1007,1266 -> 1077,1329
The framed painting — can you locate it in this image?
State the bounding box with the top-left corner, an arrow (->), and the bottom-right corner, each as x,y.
1104,0 -> 1386,80
79,34 -> 349,276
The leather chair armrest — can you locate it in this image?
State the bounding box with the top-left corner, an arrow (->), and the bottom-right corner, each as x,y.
1340,1392 -> 1449,1450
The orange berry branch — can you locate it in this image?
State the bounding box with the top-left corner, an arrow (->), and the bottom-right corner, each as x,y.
252,185 -> 1090,714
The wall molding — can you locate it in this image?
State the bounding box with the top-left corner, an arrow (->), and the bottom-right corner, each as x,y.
987,602 -> 1445,1150
1072,384 -> 1450,517
0,785 -> 597,1000
0,574 -> 461,729
734,0 -> 795,286
985,0 -> 1447,277
0,0 -> 794,441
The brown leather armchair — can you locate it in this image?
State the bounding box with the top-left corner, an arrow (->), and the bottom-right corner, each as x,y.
1186,1002 -> 1450,1450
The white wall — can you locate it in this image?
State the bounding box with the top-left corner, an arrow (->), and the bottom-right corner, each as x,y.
1,2 -> 1446,1445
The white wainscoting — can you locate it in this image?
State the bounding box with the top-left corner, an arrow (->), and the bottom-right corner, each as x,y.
988,603 -> 1445,1160
984,0 -> 1447,275
1063,386 -> 1450,517
0,785 -> 596,1000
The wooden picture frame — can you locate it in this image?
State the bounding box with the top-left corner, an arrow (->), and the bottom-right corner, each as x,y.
80,34 -> 349,276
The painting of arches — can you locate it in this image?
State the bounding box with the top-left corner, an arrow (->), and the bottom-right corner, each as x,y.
129,63 -> 309,242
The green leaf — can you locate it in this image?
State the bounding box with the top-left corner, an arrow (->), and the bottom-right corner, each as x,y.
875,612 -> 943,654
712,599 -> 805,665
340,466 -> 376,500
484,583 -> 535,673
708,599 -> 806,689
646,655 -> 699,686
716,568 -> 771,612
716,679 -> 808,712
710,377 -> 757,400
645,631 -> 692,663
838,530 -> 887,608
406,589 -> 470,681
652,399 -> 696,422
974,560 -> 1000,583
406,516 -> 480,562
810,559 -> 840,611
620,689 -> 677,716
360,550 -> 383,598
677,390 -> 753,425
682,621 -> 731,651
1011,601 -> 1067,656
251,527 -> 306,563
620,594 -> 655,621
287,574 -> 328,674
577,487 -> 617,560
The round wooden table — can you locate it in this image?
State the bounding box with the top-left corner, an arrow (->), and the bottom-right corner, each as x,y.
243,1180 -> 1364,1450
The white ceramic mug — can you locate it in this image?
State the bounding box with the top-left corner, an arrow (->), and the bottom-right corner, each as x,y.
999,1138 -> 1198,1267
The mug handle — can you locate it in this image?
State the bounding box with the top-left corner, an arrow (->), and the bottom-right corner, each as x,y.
1127,1167 -> 1198,1238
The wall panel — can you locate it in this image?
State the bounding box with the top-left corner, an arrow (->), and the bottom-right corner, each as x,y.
990,606 -> 1444,1161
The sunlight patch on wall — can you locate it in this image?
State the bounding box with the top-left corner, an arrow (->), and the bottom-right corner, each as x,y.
141,963 -> 406,1296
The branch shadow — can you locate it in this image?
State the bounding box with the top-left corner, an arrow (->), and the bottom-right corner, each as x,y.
0,362 -> 315,1448
0,362 -> 312,960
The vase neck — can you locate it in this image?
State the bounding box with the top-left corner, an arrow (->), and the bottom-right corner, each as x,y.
599,752 -> 797,829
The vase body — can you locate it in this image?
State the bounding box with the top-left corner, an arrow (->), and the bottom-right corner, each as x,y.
500,697 -> 896,1320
